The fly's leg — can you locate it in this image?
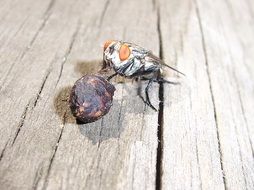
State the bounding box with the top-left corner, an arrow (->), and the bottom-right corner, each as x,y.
107,73 -> 118,81
136,77 -> 148,105
152,77 -> 179,85
136,77 -> 157,111
137,77 -> 142,98
142,77 -> 178,111
145,78 -> 157,111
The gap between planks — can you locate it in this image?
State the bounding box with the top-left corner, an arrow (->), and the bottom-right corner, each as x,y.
155,2 -> 164,190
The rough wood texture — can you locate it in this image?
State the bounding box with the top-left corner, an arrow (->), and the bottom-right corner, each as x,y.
0,0 -> 253,189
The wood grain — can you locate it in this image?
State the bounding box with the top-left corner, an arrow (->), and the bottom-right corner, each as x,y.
159,0 -> 254,189
0,0 -> 253,189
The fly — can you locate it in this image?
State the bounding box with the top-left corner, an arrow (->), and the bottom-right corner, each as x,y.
103,40 -> 185,111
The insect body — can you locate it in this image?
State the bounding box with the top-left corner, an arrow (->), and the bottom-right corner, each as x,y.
103,40 -> 184,110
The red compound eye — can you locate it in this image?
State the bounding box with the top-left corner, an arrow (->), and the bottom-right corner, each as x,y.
104,40 -> 115,51
119,44 -> 131,61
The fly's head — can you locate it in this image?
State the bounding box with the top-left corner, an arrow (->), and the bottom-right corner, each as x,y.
103,40 -> 133,69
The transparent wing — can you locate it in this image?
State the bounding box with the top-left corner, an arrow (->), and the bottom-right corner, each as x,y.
123,41 -> 185,76
145,52 -> 185,76
124,41 -> 151,55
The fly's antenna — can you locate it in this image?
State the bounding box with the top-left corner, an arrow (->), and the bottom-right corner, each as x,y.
162,63 -> 185,76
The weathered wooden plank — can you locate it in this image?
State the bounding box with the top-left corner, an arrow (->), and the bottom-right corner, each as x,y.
158,0 -> 225,189
0,0 -> 253,189
0,0 -> 160,189
159,0 -> 254,189
0,0 -> 55,87
226,0 -> 254,157
0,0 -> 57,155
196,0 -> 254,189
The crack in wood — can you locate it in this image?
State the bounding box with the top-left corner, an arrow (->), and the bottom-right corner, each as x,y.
42,111 -> 66,190
55,21 -> 80,87
224,0 -> 254,161
194,1 -> 228,189
32,163 -> 44,190
19,0 -> 55,61
11,69 -> 51,146
156,81 -> 163,190
44,0 -> 56,17
156,4 -> 163,190
11,102 -> 30,146
97,118 -> 104,149
98,0 -> 110,27
0,141 -> 9,162
228,70 -> 249,189
0,69 -> 51,159
0,0 -> 55,93
232,70 -> 254,159
33,70 -> 51,108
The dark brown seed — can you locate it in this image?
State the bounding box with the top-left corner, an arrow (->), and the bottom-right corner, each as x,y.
69,74 -> 116,123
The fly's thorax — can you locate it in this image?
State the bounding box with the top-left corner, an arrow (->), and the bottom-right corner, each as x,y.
108,54 -> 126,72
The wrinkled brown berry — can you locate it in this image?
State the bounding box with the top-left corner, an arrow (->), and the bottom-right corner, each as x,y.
69,74 -> 115,123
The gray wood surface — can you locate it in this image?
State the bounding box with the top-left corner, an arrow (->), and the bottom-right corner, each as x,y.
0,0 -> 253,189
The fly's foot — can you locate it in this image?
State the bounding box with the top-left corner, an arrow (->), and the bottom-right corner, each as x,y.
144,100 -> 157,111
138,94 -> 157,111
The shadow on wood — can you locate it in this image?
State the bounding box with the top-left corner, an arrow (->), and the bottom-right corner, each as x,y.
79,99 -> 124,145
75,60 -> 103,76
53,86 -> 76,124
